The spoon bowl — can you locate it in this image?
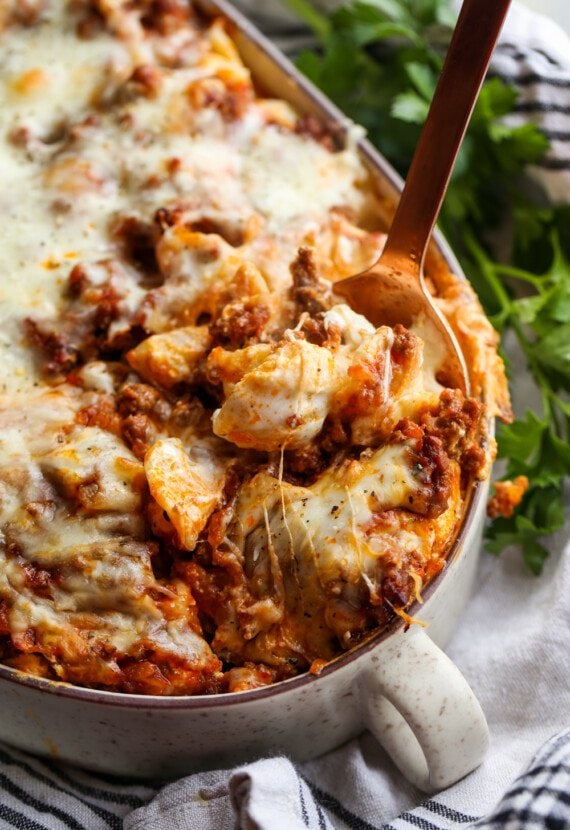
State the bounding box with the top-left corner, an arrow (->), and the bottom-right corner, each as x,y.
333,254 -> 469,392
334,0 -> 513,396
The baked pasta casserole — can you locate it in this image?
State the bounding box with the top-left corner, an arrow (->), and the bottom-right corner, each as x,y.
0,0 -> 510,694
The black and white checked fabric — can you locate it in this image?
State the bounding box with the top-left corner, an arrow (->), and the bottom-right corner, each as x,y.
386,729 -> 570,830
472,729 -> 570,830
489,1 -> 570,203
0,2 -> 568,828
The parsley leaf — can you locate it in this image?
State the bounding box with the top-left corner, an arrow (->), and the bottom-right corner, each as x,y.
498,411 -> 546,465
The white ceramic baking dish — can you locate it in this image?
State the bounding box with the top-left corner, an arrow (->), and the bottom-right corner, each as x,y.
0,0 -> 491,792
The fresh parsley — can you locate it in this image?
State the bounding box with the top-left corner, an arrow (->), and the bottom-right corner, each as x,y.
282,0 -> 570,572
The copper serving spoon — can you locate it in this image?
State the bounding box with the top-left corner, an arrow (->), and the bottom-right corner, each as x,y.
334,0 -> 512,394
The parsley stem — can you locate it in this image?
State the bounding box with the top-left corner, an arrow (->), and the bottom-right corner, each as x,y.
510,317 -> 553,422
494,264 -> 542,288
281,0 -> 331,41
463,231 -> 513,317
464,232 -> 557,425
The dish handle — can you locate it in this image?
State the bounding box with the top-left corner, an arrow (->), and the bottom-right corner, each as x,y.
357,626 -> 489,792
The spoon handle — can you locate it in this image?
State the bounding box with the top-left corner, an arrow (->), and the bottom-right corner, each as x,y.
381,0 -> 511,271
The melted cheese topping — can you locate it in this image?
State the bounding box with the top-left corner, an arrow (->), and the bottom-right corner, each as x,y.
0,3 -> 367,396
0,1 -> 494,694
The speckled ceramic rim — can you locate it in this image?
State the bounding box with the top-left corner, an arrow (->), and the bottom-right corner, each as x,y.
0,0 -> 485,709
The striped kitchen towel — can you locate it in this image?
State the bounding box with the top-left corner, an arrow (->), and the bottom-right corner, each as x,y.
124,728 -> 570,829
0,725 -> 568,829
